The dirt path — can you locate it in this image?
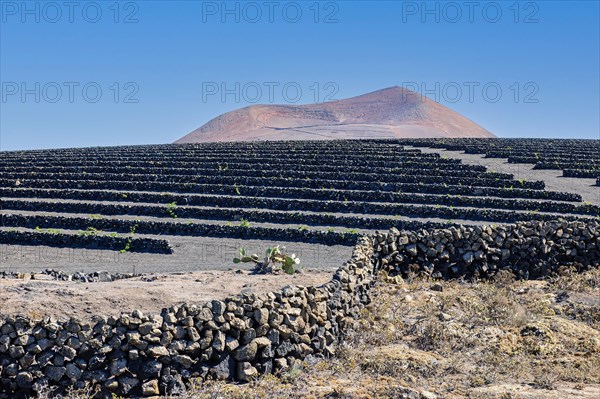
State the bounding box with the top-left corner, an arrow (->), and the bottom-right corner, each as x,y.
0,269 -> 332,320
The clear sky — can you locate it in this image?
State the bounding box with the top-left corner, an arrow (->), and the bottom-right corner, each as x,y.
1,0 -> 598,150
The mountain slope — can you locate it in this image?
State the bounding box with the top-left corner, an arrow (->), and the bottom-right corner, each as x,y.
175,86 -> 495,143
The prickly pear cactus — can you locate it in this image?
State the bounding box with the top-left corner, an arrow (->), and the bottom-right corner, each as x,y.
233,246 -> 300,274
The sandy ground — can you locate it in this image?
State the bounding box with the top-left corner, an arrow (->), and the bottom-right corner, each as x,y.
0,235 -> 352,274
0,268 -> 332,320
412,147 -> 600,206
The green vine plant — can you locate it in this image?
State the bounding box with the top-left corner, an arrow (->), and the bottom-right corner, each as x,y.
35,226 -> 62,235
120,225 -> 137,253
78,227 -> 100,237
166,201 -> 178,218
233,246 -> 300,275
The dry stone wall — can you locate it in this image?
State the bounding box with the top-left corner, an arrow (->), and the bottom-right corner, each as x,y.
1,220 -> 600,397
0,238 -> 374,398
374,220 -> 600,279
0,230 -> 172,254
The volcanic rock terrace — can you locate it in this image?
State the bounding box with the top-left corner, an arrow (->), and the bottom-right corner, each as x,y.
0,138 -> 599,397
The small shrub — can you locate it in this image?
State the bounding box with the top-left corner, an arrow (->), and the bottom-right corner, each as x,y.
78,227 -> 100,237
166,201 -> 178,218
120,225 -> 137,253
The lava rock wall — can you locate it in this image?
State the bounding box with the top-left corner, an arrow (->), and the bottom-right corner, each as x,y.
374,220 -> 600,279
0,238 -> 374,398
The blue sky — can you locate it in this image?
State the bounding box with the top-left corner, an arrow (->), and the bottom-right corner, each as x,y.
0,0 -> 598,150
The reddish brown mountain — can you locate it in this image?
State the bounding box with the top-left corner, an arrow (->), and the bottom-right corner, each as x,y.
175,86 -> 494,143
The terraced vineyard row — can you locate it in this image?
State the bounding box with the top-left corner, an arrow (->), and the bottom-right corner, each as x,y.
1,140 -> 597,254
402,138 -> 600,180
